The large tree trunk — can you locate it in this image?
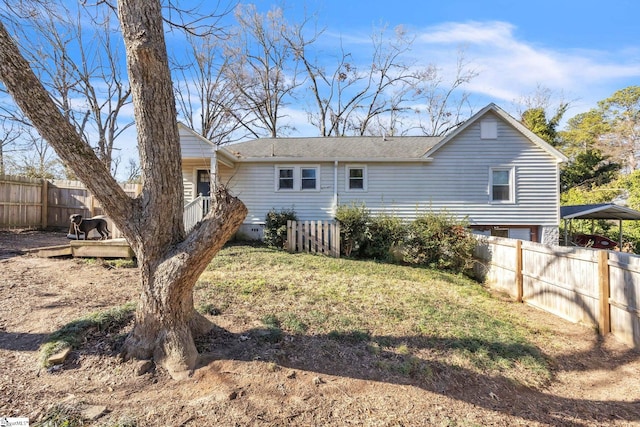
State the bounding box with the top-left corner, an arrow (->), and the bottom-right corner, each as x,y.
0,1 -> 247,379
124,190 -> 247,378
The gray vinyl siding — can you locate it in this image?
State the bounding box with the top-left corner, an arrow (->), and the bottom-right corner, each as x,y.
417,114 -> 560,226
179,127 -> 215,159
220,119 -> 560,228
208,112 -> 561,230
219,162 -> 336,223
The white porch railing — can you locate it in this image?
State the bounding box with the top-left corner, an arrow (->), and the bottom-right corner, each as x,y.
183,195 -> 211,233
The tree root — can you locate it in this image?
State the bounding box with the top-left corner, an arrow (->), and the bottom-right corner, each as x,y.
121,309 -> 214,380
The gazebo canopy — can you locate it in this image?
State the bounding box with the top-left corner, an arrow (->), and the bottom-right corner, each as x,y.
560,204 -> 640,248
561,204 -> 640,220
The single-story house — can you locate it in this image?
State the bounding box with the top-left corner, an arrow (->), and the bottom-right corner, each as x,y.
180,103 -> 568,245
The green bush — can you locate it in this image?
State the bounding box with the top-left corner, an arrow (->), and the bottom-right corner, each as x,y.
264,208 -> 297,248
335,203 -> 370,257
362,213 -> 407,261
402,212 -> 476,273
333,203 -> 475,273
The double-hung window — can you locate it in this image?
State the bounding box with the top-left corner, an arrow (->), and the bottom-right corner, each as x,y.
490,167 -> 514,203
346,165 -> 367,191
301,168 -> 317,190
275,166 -> 320,191
278,168 -> 294,190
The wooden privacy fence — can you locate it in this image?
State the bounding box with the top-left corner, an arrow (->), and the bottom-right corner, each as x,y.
474,236 -> 640,350
0,175 -> 44,228
0,174 -> 141,234
286,220 -> 340,258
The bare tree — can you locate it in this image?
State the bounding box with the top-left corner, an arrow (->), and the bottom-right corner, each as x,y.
292,40 -> 360,136
513,84 -> 569,117
410,52 -> 478,136
5,127 -> 64,179
514,84 -> 571,149
6,3 -> 132,175
173,33 -> 248,145
292,25 -> 473,137
123,157 -> 141,183
224,4 -> 303,138
598,86 -> 640,172
0,117 -> 20,175
347,25 -> 417,136
0,0 -> 247,379
290,25 -> 417,137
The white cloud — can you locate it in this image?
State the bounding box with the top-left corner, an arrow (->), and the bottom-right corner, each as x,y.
418,21 -> 517,47
410,21 -> 640,111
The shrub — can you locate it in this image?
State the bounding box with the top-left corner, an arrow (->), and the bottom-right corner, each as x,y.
362,213 -> 407,261
335,203 -> 370,257
264,208 -> 297,248
402,212 -> 476,273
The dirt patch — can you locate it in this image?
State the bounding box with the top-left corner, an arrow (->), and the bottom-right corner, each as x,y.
0,230 -> 639,426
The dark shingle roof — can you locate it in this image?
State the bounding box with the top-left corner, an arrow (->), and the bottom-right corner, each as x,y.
221,136 -> 442,160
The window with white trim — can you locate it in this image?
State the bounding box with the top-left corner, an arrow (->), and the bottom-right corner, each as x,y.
490,167 -> 514,203
346,165 -> 367,191
278,167 -> 294,190
301,167 -> 317,189
275,165 -> 320,191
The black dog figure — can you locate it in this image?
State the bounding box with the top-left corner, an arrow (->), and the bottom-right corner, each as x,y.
69,214 -> 111,240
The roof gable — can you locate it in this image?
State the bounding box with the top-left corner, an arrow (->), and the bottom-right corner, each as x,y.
178,122 -> 216,147
213,103 -> 569,164
423,103 -> 568,163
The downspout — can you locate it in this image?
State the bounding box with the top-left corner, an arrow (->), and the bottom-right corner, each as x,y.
333,160 -> 338,216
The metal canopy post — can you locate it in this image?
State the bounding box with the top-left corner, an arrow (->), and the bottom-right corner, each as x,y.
619,219 -> 623,248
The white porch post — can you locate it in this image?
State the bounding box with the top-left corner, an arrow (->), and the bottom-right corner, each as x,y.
211,149 -> 218,194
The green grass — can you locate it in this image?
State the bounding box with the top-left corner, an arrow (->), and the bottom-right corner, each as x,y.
198,244 -> 554,387
39,302 -> 136,367
34,404 -> 138,427
34,403 -> 84,427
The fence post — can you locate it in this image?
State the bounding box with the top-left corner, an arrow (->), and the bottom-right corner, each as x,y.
287,220 -> 295,253
598,250 -> 611,335
516,240 -> 523,302
310,221 -> 317,253
323,221 -> 330,254
333,221 -> 340,258
41,179 -> 48,229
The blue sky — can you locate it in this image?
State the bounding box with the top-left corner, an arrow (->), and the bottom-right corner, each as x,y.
3,1 -> 640,179
244,0 -> 640,119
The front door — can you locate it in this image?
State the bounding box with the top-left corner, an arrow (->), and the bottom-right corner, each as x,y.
197,170 -> 210,196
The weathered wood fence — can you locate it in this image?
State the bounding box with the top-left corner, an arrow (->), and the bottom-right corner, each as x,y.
474,236 -> 640,350
0,174 -> 141,234
286,220 -> 340,258
0,175 -> 43,229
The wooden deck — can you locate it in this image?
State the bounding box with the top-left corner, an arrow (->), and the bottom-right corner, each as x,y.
27,238 -> 134,259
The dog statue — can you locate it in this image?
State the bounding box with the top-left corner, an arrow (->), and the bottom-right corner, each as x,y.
69,214 -> 111,240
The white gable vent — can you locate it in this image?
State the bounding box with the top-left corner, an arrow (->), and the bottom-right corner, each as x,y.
480,118 -> 498,139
